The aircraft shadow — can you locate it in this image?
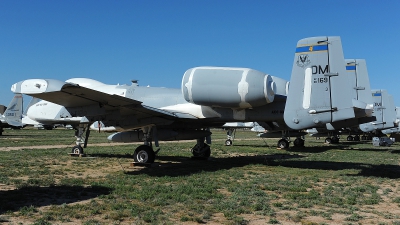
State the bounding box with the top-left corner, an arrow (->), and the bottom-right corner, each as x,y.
290,141 -> 397,153
86,153 -> 134,159
272,160 -> 400,179
125,153 -> 400,179
0,185 -> 112,214
227,144 -> 273,148
125,154 -> 304,177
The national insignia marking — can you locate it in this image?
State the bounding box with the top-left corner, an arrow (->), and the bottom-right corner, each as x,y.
296,54 -> 310,68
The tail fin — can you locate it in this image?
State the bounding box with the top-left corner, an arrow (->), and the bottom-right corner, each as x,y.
359,90 -> 397,132
284,36 -> 355,130
3,94 -> 23,127
345,59 -> 374,118
346,59 -> 373,104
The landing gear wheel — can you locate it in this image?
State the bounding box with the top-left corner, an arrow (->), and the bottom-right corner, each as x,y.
225,139 -> 233,146
331,136 -> 339,144
354,135 -> 360,141
133,145 -> 155,163
361,135 -> 367,140
325,138 -> 332,144
191,143 -> 211,159
71,145 -> 84,154
347,136 -> 353,141
293,138 -> 305,147
277,139 -> 289,149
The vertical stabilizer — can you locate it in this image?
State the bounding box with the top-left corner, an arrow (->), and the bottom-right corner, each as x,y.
346,59 -> 372,103
284,36 -> 354,130
359,90 -> 396,132
345,59 -> 374,117
3,94 -> 23,127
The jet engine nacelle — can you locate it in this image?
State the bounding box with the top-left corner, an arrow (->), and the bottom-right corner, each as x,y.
108,129 -> 212,143
182,67 -> 276,109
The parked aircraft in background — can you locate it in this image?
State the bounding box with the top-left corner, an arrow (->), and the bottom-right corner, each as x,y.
381,107 -> 400,135
11,36 -> 371,163
0,94 -> 24,135
222,122 -> 255,146
359,89 -> 399,136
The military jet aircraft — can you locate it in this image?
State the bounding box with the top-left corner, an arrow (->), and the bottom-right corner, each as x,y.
11,36 -> 370,163
13,72 -> 287,161
0,94 -> 24,135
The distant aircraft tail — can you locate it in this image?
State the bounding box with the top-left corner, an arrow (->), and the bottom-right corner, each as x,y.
345,59 -> 374,117
3,94 -> 23,127
359,90 -> 397,132
284,36 -> 367,130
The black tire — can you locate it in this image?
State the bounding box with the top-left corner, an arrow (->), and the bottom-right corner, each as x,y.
225,139 -> 233,146
133,145 -> 155,163
277,139 -> 289,149
361,135 -> 367,140
347,136 -> 353,141
325,138 -> 332,144
191,143 -> 211,158
332,136 -> 339,144
72,145 -> 84,154
293,138 -> 305,147
354,135 -> 360,141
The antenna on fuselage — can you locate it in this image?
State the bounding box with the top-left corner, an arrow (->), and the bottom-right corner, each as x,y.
131,80 -> 139,86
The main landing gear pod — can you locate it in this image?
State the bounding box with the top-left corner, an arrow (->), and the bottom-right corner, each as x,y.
108,128 -> 213,163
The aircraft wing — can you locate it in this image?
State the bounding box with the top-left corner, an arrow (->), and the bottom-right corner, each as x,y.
11,79 -> 182,120
12,79 -> 142,108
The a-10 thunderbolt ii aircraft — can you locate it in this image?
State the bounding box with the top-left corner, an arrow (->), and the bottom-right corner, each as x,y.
0,94 -> 24,135
13,74 -> 287,162
11,36 -> 372,163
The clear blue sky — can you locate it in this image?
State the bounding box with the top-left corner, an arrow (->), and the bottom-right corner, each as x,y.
1,0 -> 400,107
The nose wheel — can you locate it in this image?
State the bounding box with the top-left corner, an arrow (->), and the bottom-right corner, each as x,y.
225,139 -> 233,146
71,145 -> 84,154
